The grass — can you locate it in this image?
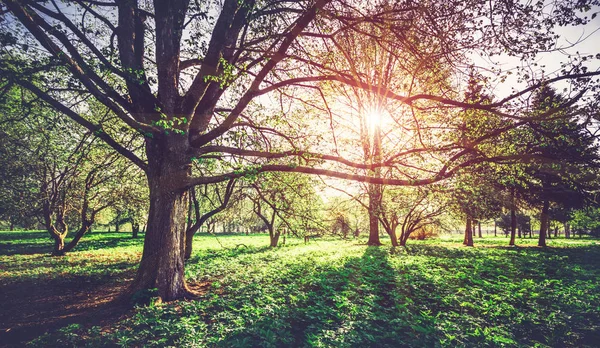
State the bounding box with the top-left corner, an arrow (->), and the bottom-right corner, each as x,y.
1,231 -> 599,347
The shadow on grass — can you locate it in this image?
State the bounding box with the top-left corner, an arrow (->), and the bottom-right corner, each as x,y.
214,246 -> 440,347
0,266 -> 135,347
207,243 -> 600,347
0,232 -> 144,256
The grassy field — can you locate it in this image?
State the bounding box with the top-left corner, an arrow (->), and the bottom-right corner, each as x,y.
1,231 -> 599,347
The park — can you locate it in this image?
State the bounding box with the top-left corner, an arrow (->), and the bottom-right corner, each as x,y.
1,0 -> 600,346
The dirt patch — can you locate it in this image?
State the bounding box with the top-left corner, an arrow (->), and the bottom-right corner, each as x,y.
0,275 -> 217,347
0,274 -> 135,347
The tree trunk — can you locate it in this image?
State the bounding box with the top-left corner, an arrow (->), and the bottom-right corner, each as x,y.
478,221 -> 482,238
184,228 -> 195,260
132,222 -> 139,238
9,221 -> 14,231
270,229 -> 280,247
565,222 -> 570,239
509,204 -> 517,246
386,227 -> 399,247
52,232 -> 65,256
464,217 -> 473,247
538,200 -> 549,247
62,223 -> 92,253
367,183 -> 382,246
115,213 -> 121,233
553,226 -> 558,238
128,139 -> 192,302
494,220 -> 497,237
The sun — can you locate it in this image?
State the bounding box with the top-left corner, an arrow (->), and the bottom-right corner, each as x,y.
364,106 -> 383,133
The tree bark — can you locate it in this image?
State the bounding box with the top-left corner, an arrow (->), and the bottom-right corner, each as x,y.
565,222 -> 570,239
269,228 -> 280,247
62,223 -> 92,253
52,232 -> 65,255
115,211 -> 121,233
478,221 -> 482,238
385,227 -> 399,247
538,200 -> 549,247
509,200 -> 517,246
128,138 -> 192,301
367,183 -> 382,246
464,217 -> 473,246
132,222 -> 139,238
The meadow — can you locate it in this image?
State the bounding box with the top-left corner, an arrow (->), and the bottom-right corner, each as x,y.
1,231 -> 599,347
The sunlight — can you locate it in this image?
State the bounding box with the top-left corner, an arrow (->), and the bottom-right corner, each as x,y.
365,106 -> 383,134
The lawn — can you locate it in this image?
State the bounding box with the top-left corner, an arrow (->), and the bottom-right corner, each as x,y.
1,231 -> 599,347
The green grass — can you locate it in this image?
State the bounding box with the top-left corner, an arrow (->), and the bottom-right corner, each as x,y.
1,231 -> 599,347
0,231 -> 142,285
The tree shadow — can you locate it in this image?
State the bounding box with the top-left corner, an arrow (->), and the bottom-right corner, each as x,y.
213,246 -> 441,347
0,232 -> 144,256
0,268 -> 135,347
206,242 -> 600,347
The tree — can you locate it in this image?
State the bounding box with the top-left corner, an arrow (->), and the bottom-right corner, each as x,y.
451,168 -> 505,247
385,187 -> 446,247
2,0 -> 599,300
518,87 -> 600,246
246,172 -> 325,247
571,207 -> 600,237
184,178 -> 238,259
109,172 -> 149,238
0,85 -> 140,254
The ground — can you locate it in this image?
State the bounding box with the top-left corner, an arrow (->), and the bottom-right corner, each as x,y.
0,231 -> 599,347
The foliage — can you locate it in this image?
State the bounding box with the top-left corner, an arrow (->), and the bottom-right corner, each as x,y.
245,172 -> 327,246
497,213 -> 532,235
2,232 -> 599,347
571,207 -> 600,237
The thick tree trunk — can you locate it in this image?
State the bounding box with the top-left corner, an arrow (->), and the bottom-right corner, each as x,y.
128,138 -> 192,302
509,205 -> 517,246
52,233 -> 65,256
269,229 -> 280,247
132,222 -> 139,238
131,186 -> 189,300
367,183 -> 382,246
367,212 -> 381,245
565,222 -> 570,238
115,214 -> 121,233
464,217 -> 473,246
538,200 -> 549,247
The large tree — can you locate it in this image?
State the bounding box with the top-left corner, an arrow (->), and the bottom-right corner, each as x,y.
1,0 -> 599,300
521,87 -> 600,246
